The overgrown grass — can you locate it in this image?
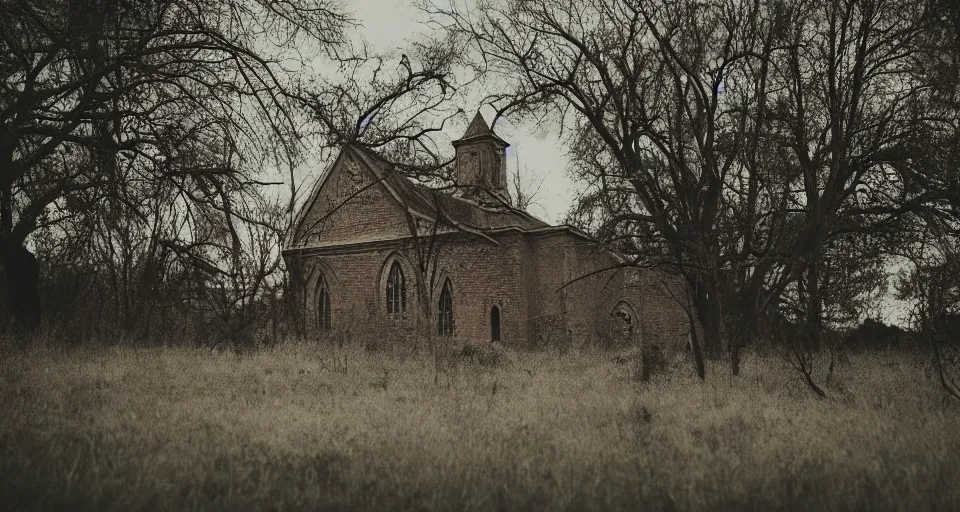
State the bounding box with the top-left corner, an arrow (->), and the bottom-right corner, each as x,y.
0,340 -> 957,511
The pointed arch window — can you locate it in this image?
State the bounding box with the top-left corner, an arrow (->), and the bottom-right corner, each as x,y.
317,275 -> 332,331
386,261 -> 407,316
438,279 -> 454,337
611,302 -> 635,346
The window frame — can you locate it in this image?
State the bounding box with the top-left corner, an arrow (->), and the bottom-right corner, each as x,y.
438,279 -> 454,337
386,261 -> 407,318
317,275 -> 332,331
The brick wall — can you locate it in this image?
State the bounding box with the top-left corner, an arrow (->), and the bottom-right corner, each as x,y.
635,270 -> 693,351
520,231 -> 691,351
287,231 -> 528,347
286,149 -> 691,350
287,232 -> 692,350
295,152 -> 411,247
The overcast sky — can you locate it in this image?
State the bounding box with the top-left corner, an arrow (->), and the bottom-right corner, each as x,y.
337,0 -> 913,325
305,0 -> 579,224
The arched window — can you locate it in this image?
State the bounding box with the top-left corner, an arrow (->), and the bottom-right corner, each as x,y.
490,305 -> 501,343
317,275 -> 332,331
438,279 -> 454,337
611,302 -> 635,346
386,261 -> 407,316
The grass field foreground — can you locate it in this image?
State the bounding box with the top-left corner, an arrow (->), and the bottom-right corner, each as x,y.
1,342 -> 958,511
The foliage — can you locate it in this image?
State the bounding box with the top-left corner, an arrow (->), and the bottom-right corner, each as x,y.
844,318 -> 912,351
427,0 -> 960,382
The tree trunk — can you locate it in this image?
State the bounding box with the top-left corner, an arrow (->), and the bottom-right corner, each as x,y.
691,277 -> 723,359
729,314 -> 754,376
0,170 -> 40,333
805,260 -> 823,351
729,288 -> 761,376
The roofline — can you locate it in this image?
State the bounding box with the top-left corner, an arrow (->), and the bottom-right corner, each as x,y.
283,222 -> 601,256
349,145 -> 549,232
284,148 -> 349,250
284,144 -> 597,253
285,145 -> 445,251
283,230 -> 498,257
451,133 -> 509,148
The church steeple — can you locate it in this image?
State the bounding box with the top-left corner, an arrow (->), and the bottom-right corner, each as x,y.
452,111 -> 512,207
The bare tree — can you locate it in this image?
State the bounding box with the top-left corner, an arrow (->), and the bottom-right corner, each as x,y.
0,0 -> 350,331
428,0 -> 958,378
898,233 -> 960,402
509,157 -> 546,215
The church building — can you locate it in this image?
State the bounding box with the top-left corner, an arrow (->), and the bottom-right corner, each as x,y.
282,112 -> 691,349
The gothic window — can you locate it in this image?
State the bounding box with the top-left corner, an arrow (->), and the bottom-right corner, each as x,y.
611,303 -> 635,346
490,305 -> 501,343
317,275 -> 332,331
386,261 -> 407,317
438,279 -> 454,337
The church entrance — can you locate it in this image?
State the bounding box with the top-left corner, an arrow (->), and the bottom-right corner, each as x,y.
490,305 -> 501,342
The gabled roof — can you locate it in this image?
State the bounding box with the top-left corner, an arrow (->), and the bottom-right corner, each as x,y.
350,145 -> 547,233
284,144 -> 599,253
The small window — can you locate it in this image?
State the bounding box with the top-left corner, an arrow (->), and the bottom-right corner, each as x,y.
611,303 -> 635,346
317,275 -> 332,331
438,279 -> 454,337
490,305 -> 501,343
386,261 -> 407,317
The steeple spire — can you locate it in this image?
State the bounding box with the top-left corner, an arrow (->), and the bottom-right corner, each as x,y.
451,110 -> 512,207
462,111 -> 494,139
454,111 -> 508,146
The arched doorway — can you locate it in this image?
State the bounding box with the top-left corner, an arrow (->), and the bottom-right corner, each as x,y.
490,305 -> 501,343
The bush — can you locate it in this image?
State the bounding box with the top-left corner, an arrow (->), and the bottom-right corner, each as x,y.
640,343 -> 668,381
844,319 -> 911,350
455,342 -> 506,367
613,343 -> 669,381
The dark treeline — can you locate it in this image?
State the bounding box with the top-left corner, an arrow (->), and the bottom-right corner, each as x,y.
0,0 -> 462,347
423,0 -> 960,395
1,0 -> 959,396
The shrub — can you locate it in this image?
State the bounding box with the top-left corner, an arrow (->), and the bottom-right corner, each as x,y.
844,319 -> 910,350
640,343 -> 668,381
613,343 -> 669,381
455,342 -> 506,367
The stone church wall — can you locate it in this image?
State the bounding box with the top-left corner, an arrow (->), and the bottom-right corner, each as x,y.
435,233 -> 526,344
285,147 -> 690,350
292,248 -> 421,348
289,231 -> 692,352
289,231 -> 530,348
635,270 -> 692,350
295,153 -> 411,248
518,231 -> 691,351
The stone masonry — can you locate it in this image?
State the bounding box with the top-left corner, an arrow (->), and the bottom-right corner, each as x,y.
282,112 -> 692,350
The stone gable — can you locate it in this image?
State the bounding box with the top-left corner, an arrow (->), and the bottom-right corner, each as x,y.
290,149 -> 414,249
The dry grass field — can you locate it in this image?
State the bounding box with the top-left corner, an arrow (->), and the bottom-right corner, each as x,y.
0,341 -> 958,511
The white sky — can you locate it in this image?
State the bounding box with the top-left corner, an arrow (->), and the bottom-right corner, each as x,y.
319,0 -> 913,326
303,0 -> 578,224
